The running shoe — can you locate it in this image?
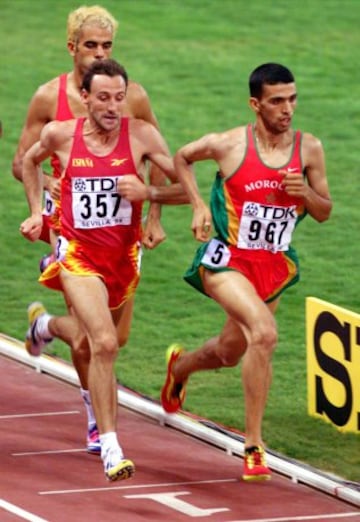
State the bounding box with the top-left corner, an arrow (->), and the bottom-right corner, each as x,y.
103,451 -> 135,482
87,424 -> 101,455
161,343 -> 187,413
25,302 -> 53,357
242,445 -> 271,481
39,253 -> 55,273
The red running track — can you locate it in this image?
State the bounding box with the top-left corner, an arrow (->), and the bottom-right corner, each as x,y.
0,353 -> 359,522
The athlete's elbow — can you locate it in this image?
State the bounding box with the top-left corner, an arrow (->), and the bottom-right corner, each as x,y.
315,203 -> 333,223
174,149 -> 192,170
12,157 -> 23,182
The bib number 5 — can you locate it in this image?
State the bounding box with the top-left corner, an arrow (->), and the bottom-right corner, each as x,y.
201,239 -> 231,268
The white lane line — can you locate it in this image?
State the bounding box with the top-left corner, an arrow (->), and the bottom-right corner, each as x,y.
0,499 -> 48,522
13,449 -> 86,456
4,410 -> 83,457
226,513 -> 360,522
0,410 -> 80,419
39,478 -> 237,495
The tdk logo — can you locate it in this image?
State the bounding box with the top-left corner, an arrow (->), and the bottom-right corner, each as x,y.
244,202 -> 297,220
72,177 -> 120,192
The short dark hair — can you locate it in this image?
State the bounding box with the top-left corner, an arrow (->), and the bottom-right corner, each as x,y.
81,59 -> 128,92
249,63 -> 295,98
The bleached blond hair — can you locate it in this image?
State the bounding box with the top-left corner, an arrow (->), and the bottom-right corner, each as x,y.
67,5 -> 118,43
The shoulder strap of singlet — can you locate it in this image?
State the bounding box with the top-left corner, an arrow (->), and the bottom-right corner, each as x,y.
55,74 -> 73,120
293,130 -> 302,151
59,74 -> 67,91
247,123 -> 256,150
120,116 -> 129,135
116,116 -> 130,150
292,129 -> 304,172
69,118 -> 85,153
117,117 -> 139,175
75,117 -> 85,135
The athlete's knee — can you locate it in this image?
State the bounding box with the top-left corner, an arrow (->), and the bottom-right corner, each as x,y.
251,317 -> 278,357
92,331 -> 119,360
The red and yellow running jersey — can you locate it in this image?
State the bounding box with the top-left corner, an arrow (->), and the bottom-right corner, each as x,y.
60,117 -> 143,249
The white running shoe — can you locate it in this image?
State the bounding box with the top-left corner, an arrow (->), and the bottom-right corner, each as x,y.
103,448 -> 135,482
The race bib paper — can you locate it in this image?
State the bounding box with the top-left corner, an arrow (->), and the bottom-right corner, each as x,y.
238,201 -> 297,252
71,176 -> 132,229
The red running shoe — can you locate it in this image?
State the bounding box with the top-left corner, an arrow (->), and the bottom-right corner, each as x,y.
161,344 -> 187,413
242,446 -> 271,481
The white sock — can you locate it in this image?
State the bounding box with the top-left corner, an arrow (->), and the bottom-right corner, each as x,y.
99,432 -> 123,460
36,313 -> 53,340
80,388 -> 96,427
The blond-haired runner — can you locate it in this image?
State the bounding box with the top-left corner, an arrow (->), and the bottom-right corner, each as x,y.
161,63 -> 332,482
13,5 -> 186,456
20,59 -> 183,481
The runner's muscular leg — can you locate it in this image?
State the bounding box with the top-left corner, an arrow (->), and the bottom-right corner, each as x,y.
202,269 -> 278,447
50,286 -> 134,391
108,302 -> 134,427
59,270 -> 119,434
172,317 -> 247,383
213,297 -> 279,364
240,296 -> 280,444
45,229 -> 92,387
49,295 -> 133,428
171,269 -> 254,382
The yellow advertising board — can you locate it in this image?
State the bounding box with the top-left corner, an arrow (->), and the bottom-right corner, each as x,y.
306,297 -> 360,434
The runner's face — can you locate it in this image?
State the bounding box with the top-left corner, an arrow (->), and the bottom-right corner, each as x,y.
71,24 -> 114,75
85,74 -> 127,132
253,83 -> 297,134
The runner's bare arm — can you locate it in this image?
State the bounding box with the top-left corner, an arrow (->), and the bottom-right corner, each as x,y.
22,136 -> 53,214
173,134 -> 219,241
126,81 -> 167,247
280,133 -> 332,222
174,133 -> 221,205
127,81 -> 189,204
118,120 -> 187,204
12,82 -> 59,195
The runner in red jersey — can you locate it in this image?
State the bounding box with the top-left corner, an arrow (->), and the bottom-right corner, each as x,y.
161,63 -> 332,482
40,116 -> 143,308
13,5 -> 187,456
185,123 -> 306,301
20,59 -> 181,481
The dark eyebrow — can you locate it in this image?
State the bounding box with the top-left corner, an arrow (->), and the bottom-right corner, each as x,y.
271,93 -> 297,102
84,40 -> 113,46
